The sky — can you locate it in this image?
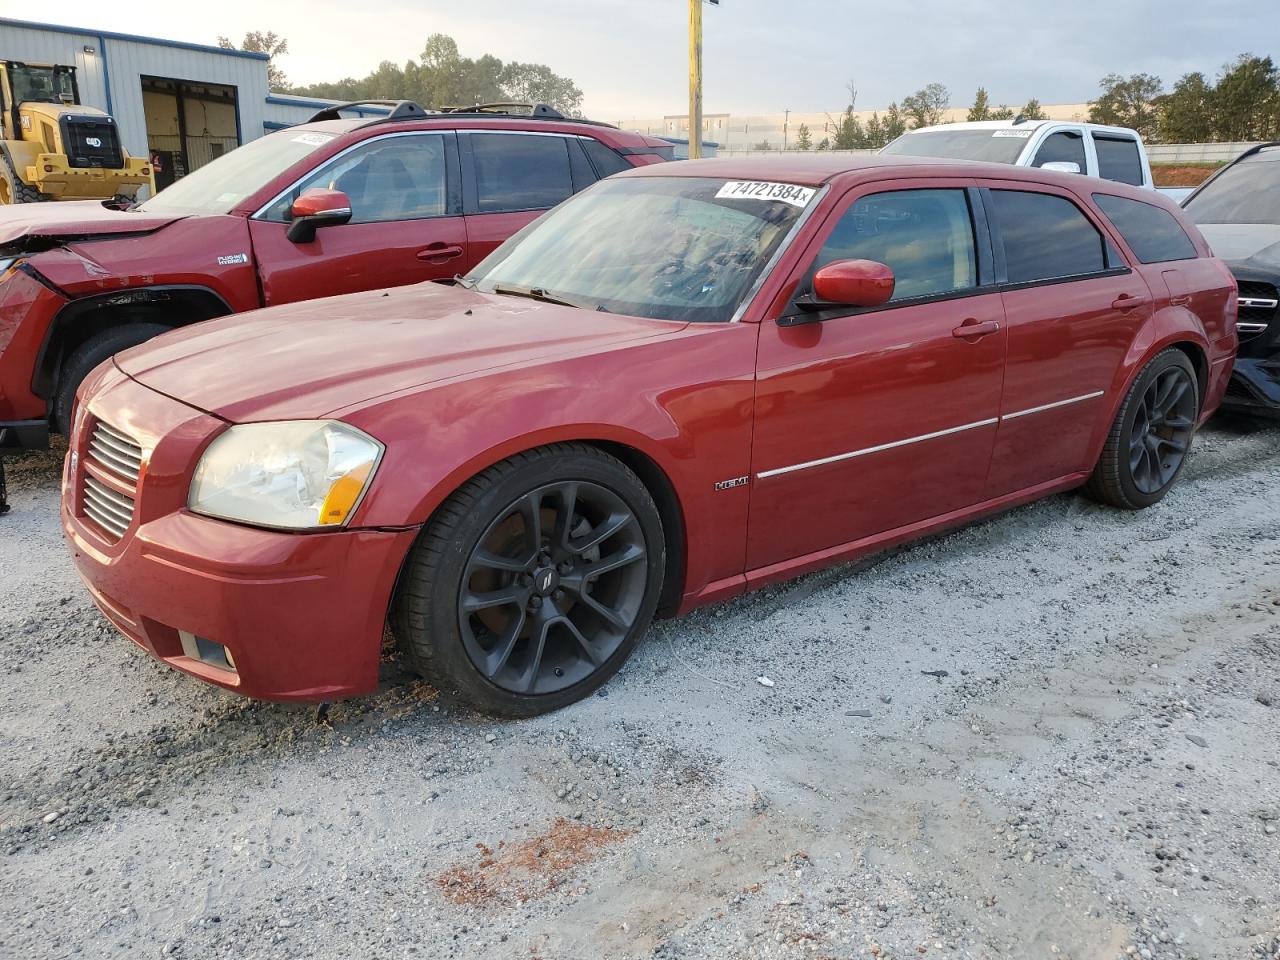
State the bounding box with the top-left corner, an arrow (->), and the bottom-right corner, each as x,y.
17,0 -> 1280,121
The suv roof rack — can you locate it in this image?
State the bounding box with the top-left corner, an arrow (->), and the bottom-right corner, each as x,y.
307,99 -> 429,122
440,101 -> 565,119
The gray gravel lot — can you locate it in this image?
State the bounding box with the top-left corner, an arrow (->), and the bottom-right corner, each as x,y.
2,420 -> 1279,960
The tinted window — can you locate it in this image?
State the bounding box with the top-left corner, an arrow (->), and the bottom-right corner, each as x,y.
1093,135 -> 1144,186
262,134 -> 446,223
1185,153 -> 1280,224
1033,131 -> 1086,171
990,190 -> 1108,283
880,129 -> 1029,163
1093,194 -> 1197,263
811,189 -> 977,302
471,133 -> 573,213
582,138 -> 632,177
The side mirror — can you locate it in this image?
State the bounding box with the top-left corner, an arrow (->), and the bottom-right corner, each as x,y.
1040,161 -> 1082,175
811,258 -> 895,308
286,188 -> 352,243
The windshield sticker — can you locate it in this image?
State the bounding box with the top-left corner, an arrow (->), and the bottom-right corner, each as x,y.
715,181 -> 815,207
291,132 -> 335,146
992,129 -> 1035,138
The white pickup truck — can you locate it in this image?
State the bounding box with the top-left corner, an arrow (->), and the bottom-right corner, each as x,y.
881,119 -> 1155,189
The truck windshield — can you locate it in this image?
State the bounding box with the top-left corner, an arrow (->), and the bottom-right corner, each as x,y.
1184,154 -> 1280,225
9,64 -> 76,104
137,129 -> 340,216
469,176 -> 815,324
881,129 -> 1030,164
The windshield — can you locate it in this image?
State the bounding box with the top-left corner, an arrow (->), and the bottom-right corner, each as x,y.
137,129 -> 340,216
1184,154 -> 1280,224
880,129 -> 1030,164
9,64 -> 75,104
470,176 -> 815,323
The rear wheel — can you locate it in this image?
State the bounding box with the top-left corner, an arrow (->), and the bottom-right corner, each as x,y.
0,157 -> 49,204
1086,348 -> 1199,509
53,323 -> 172,433
393,443 -> 666,716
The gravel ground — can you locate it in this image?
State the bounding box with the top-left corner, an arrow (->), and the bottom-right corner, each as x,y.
2,419 -> 1279,960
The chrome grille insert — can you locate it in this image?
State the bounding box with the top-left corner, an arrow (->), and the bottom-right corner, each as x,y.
81,419 -> 142,541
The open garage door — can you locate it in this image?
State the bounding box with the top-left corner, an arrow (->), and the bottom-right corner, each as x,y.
141,77 -> 240,189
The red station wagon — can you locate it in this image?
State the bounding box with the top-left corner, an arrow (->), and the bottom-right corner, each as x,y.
62,156 -> 1237,716
0,101 -> 672,449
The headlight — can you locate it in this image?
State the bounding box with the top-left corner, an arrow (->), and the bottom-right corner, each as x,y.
188,421 -> 383,530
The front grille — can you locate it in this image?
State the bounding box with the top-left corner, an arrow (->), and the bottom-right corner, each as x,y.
58,114 -> 125,169
1237,280 -> 1278,338
81,420 -> 142,541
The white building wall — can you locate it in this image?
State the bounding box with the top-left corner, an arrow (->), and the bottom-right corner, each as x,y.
1,18 -> 270,157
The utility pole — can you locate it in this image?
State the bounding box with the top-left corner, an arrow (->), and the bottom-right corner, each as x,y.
688,0 -> 718,159
783,108 -> 790,151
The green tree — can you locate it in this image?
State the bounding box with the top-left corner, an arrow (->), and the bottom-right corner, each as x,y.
865,112 -> 887,148
1018,99 -> 1048,121
218,31 -> 289,89
290,33 -> 583,115
883,102 -> 908,141
902,83 -> 950,128
1088,73 -> 1163,140
753,140 -> 773,151
989,104 -> 1016,120
1157,72 -> 1215,143
832,105 -> 866,149
1212,54 -> 1280,141
967,87 -> 992,122
794,123 -> 812,151
815,137 -> 831,151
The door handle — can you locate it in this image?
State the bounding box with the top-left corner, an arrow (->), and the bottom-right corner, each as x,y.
1112,293 -> 1149,311
417,243 -> 465,263
951,319 -> 1001,340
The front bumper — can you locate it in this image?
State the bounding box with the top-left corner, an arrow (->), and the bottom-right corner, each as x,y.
61,365 -> 419,702
1219,357 -> 1280,418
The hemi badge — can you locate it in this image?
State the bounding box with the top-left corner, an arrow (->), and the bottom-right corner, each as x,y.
714,476 -> 750,491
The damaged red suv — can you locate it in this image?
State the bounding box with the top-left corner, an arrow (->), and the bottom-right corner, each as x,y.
0,101 -> 672,450
63,157 -> 1237,716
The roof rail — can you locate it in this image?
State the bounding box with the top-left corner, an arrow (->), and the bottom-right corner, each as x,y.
439,101 -> 564,119
307,99 -> 428,122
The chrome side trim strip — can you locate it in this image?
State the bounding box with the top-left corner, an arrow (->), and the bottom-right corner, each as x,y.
1238,321 -> 1269,334
756,390 -> 1108,480
756,417 -> 999,479
1000,390 -> 1105,421
1238,297 -> 1278,309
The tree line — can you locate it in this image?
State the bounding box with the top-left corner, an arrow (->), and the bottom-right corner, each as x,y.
218,32 -> 585,116
787,53 -> 1278,152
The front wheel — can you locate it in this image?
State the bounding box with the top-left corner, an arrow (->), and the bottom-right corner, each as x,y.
393,443 -> 666,716
1086,348 -> 1199,509
53,323 -> 172,433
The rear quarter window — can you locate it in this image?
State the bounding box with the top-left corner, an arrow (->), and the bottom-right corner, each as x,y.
581,138 -> 632,178
1092,194 -> 1198,263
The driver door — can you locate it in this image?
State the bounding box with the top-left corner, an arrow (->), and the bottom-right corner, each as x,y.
247,131 -> 468,305
746,181 -> 1008,573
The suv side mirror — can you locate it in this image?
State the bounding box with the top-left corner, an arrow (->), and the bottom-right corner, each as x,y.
287,188 -> 352,243
812,259 -> 895,308
1040,161 -> 1082,174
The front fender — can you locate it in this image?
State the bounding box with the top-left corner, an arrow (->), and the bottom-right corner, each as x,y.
342,323 -> 761,604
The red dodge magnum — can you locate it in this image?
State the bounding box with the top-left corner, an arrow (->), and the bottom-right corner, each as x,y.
62,156 -> 1237,716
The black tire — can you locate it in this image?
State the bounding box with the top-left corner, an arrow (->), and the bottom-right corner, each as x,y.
1085,348 -> 1199,509
53,323 -> 172,433
0,156 -> 49,204
392,443 -> 666,717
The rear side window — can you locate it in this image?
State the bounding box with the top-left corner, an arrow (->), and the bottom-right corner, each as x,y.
809,188 -> 977,302
1032,131 -> 1086,171
581,138 -> 632,178
470,133 -> 573,213
1093,135 -> 1144,186
989,190 -> 1108,284
1092,194 -> 1197,263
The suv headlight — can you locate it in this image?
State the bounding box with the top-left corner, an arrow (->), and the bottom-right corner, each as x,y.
188,421 -> 383,530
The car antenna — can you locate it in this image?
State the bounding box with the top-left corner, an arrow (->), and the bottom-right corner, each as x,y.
1012,115 -> 1026,125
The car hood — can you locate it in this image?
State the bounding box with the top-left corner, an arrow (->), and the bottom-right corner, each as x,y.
1196,223 -> 1280,270
0,199 -> 184,248
114,282 -> 686,423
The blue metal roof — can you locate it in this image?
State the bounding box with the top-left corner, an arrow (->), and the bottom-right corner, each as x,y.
1,17 -> 272,61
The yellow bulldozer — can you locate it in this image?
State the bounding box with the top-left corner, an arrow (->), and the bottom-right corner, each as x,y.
0,60 -> 154,204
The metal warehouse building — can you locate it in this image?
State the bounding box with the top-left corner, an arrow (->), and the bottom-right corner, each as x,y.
0,18 -> 355,190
